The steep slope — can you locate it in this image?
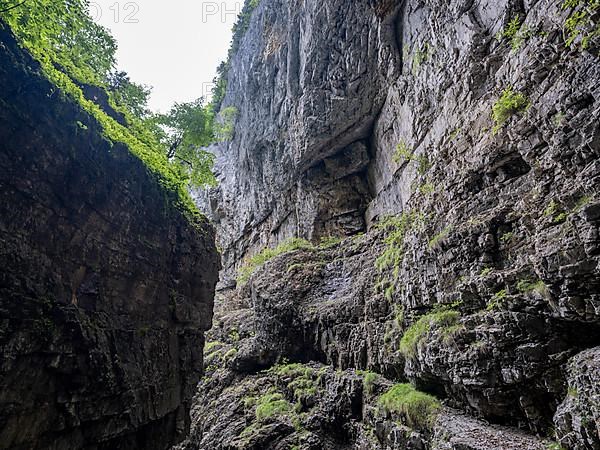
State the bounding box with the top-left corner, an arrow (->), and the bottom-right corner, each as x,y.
193,0 -> 600,448
0,25 -> 220,449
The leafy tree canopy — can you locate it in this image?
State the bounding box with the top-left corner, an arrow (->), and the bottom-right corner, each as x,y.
1,0 -> 218,206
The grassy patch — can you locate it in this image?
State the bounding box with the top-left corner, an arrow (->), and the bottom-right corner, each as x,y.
357,370 -> 379,395
378,383 -> 441,429
399,308 -> 460,358
237,238 -> 314,285
269,363 -> 319,402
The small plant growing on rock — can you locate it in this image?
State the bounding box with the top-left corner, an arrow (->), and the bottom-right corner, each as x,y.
561,0 -> 600,49
544,200 -> 568,223
487,289 -> 507,311
517,279 -> 548,296
318,235 -> 343,249
357,370 -> 379,395
378,383 -> 441,429
393,140 -> 431,175
269,363 -> 319,404
497,15 -> 533,50
492,88 -> 530,133
399,308 -> 460,358
411,42 -> 431,75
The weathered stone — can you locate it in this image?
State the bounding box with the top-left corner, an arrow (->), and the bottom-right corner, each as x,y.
0,26 -> 220,449
554,347 -> 600,450
194,0 -> 600,446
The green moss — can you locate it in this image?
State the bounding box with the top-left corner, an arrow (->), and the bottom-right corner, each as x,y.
269,363 -> 319,402
492,88 -> 530,133
399,308 -> 460,358
237,238 -> 314,285
378,383 -> 440,429
318,235 -> 343,249
255,393 -> 292,421
204,341 -> 225,352
224,348 -> 238,361
361,371 -> 379,395
411,42 -> 431,75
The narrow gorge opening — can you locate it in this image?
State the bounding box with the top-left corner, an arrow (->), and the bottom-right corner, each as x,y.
2,1 -> 600,450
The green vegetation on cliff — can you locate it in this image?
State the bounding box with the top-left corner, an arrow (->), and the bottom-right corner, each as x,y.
378,383 -> 441,429
0,0 -> 216,216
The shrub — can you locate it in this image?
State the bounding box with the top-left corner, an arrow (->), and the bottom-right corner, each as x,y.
378,384 -> 440,429
399,308 -> 460,358
492,88 -> 529,133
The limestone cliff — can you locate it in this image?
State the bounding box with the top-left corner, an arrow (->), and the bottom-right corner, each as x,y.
191,0 -> 600,449
0,25 -> 220,449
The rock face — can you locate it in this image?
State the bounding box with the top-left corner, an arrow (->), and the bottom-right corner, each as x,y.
194,0 -> 600,448
0,26 -> 220,449
554,347 -> 600,450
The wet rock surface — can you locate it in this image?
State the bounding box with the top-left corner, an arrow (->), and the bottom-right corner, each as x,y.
0,26 -> 220,449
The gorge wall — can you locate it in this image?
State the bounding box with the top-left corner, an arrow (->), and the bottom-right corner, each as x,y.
0,25 -> 220,449
191,0 -> 600,448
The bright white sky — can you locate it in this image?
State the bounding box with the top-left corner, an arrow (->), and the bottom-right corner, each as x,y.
93,0 -> 242,113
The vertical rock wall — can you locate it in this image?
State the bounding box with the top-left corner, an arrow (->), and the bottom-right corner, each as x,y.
195,0 -> 600,448
0,25 -> 220,450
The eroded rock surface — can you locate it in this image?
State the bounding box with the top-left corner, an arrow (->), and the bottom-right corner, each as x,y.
193,0 -> 600,448
0,26 -> 220,449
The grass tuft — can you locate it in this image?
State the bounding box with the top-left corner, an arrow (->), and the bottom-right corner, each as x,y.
378,383 -> 440,429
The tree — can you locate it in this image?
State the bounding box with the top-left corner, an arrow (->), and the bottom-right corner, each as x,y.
107,71 -> 152,119
154,98 -> 217,188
